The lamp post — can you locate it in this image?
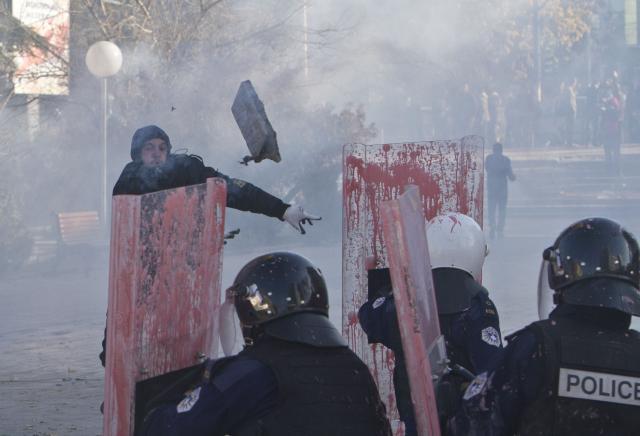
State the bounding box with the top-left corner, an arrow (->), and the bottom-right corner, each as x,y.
85,41 -> 122,226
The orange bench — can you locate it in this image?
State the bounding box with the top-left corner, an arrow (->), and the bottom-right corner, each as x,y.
57,211 -> 102,246
55,211 -> 104,272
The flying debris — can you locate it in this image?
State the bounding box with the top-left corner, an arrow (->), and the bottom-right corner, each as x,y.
232,80 -> 281,165
223,228 -> 240,244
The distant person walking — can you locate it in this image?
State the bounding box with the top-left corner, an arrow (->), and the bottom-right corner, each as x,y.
485,142 -> 515,239
600,83 -> 623,175
556,80 -> 577,147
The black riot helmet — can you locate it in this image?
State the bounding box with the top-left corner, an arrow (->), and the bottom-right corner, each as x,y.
227,252 -> 346,347
541,217 -> 640,316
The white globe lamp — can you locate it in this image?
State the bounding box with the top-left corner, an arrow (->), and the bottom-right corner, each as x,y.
85,41 -> 122,78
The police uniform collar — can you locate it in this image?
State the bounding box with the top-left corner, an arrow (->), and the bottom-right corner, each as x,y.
550,304 -> 631,330
433,267 -> 485,315
263,312 -> 347,348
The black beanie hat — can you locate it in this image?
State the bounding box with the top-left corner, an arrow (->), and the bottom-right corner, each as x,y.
130,125 -> 172,160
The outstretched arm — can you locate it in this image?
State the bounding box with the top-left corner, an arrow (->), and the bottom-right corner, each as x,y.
140,358 -> 277,436
207,165 -> 320,233
200,164 -> 287,218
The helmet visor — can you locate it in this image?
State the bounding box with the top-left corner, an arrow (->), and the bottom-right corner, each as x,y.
219,292 -> 244,356
538,259 -> 555,320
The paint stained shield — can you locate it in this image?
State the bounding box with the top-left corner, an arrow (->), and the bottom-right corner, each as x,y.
103,178 -> 226,436
381,186 -> 442,436
342,137 -> 483,429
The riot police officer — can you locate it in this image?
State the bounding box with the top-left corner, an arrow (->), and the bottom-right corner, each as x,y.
358,213 -> 503,435
448,217 -> 640,435
140,252 -> 392,436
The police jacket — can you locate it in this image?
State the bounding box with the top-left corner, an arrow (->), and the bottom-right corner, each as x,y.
448,304 -> 640,436
141,335 -> 391,436
112,154 -> 289,219
358,269 -> 503,375
358,268 -> 503,435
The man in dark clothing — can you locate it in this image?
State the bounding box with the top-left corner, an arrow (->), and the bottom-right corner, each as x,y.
139,252 -> 392,436
113,125 -> 319,233
358,213 -> 503,435
485,142 -> 515,239
447,217 -> 640,436
100,126 -> 320,368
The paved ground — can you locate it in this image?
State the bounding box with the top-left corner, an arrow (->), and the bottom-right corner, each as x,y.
2,144 -> 640,435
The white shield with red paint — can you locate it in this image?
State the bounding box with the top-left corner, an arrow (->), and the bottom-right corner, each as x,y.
381,185 -> 442,436
342,136 -> 483,429
103,178 -> 226,436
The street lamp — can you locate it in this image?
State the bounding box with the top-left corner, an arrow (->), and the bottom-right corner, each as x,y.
85,41 -> 122,226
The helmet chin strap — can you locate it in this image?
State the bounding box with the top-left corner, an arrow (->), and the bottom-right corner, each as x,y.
242,325 -> 265,347
553,292 -> 563,305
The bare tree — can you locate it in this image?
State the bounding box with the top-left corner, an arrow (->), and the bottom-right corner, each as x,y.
0,1 -> 351,250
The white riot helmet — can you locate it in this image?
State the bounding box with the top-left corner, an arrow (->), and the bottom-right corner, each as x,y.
426,213 -> 488,281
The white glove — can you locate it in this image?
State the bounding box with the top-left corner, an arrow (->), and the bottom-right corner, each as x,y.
283,205 -> 321,234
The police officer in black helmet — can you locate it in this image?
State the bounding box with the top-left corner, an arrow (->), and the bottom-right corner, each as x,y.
140,252 -> 391,436
446,217 -> 640,436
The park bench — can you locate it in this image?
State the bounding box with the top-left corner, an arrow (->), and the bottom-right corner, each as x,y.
55,211 -> 105,272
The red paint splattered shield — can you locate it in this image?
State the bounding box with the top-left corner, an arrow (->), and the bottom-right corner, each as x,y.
103,178 -> 226,436
381,186 -> 442,436
342,136 -> 483,429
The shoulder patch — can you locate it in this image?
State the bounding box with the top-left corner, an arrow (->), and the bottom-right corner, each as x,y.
372,297 -> 386,309
463,372 -> 488,400
482,297 -> 498,312
176,386 -> 201,413
481,326 -> 501,347
232,179 -> 246,188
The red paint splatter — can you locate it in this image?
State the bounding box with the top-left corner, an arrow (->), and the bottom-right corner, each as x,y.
342,138 -> 485,427
347,311 -> 359,326
448,214 -> 462,233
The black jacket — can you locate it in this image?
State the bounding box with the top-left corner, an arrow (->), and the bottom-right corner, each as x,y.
112,154 -> 289,219
234,336 -> 392,436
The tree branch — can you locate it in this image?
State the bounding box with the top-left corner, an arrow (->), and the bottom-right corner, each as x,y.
83,0 -> 111,39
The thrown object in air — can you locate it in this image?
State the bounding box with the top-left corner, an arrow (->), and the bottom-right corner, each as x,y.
232,80 -> 281,165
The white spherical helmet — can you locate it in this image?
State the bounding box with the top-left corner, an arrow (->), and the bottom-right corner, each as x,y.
426,213 -> 488,281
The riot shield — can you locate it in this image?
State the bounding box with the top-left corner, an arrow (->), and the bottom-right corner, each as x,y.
103,178 -> 226,436
342,137 -> 483,427
381,186 -> 442,436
